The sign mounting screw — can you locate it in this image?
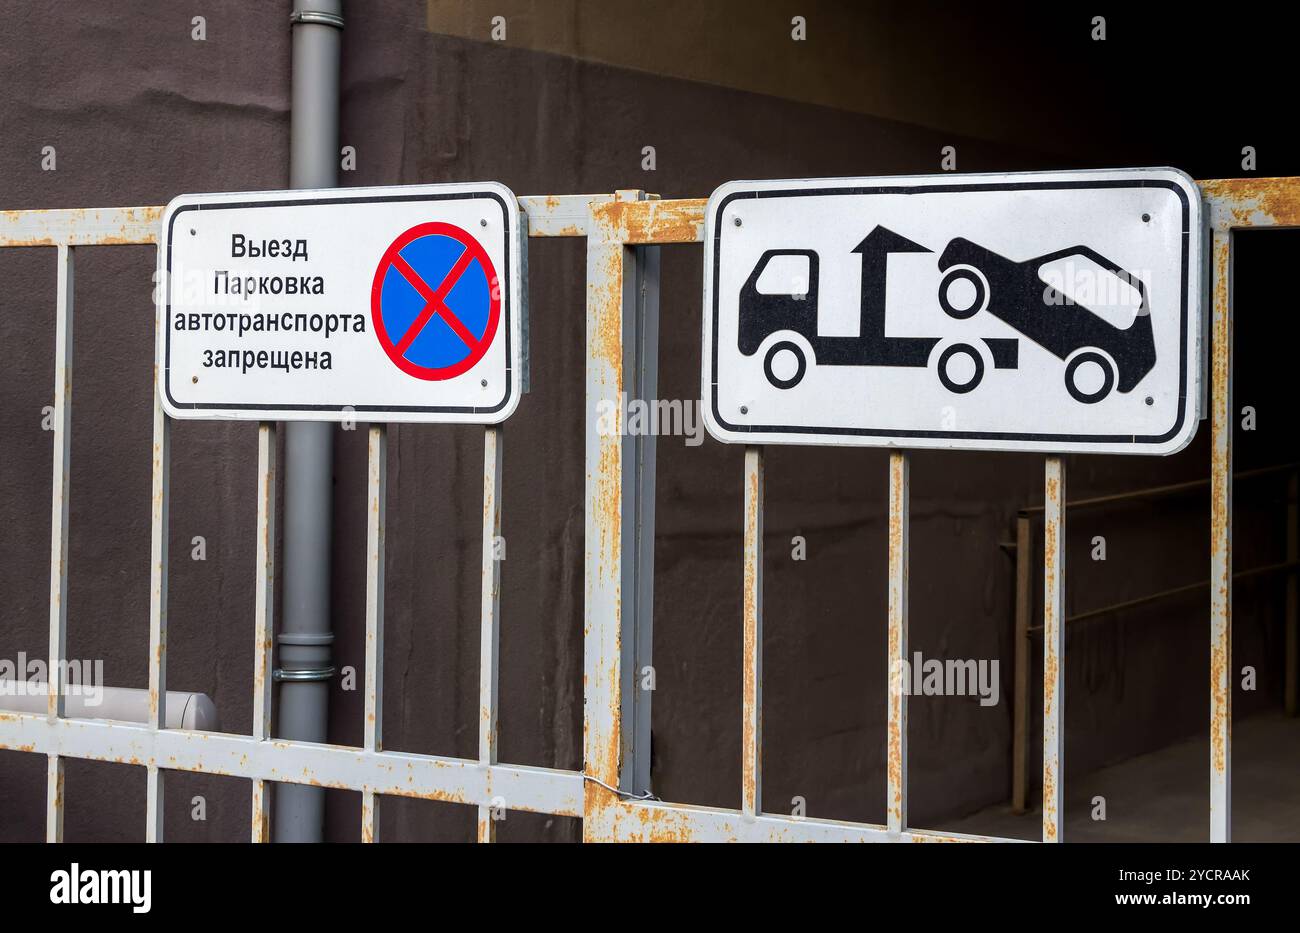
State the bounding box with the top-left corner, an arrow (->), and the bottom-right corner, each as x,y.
733,216 -> 742,227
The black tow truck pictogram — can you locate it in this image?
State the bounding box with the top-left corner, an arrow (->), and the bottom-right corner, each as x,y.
738,225 -> 1156,403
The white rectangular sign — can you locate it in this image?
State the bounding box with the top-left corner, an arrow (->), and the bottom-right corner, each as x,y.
702,169 -> 1205,454
158,182 -> 524,422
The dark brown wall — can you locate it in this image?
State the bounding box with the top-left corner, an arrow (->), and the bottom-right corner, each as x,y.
1,1 -> 1294,843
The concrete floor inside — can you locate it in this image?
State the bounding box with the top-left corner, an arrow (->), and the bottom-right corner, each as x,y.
940,709 -> 1300,842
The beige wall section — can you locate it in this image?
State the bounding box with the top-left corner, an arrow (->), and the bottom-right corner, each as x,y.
426,0 -> 1091,155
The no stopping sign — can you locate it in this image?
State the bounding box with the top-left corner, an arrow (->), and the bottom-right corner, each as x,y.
371,222 -> 502,381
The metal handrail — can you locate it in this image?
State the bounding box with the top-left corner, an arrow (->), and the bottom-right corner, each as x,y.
1027,559 -> 1300,632
1017,461 -> 1300,516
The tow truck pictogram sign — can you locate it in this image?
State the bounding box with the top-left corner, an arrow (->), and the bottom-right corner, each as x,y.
702,169 -> 1206,455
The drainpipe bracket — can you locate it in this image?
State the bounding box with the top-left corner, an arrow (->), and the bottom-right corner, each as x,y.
289,10 -> 344,28
273,666 -> 337,683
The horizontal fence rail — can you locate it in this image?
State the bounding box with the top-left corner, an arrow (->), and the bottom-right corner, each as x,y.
1,179 -> 1296,841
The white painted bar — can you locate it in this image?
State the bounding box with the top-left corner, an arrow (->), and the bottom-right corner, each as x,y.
477,426 -> 504,842
742,447 -> 763,820
0,713 -> 584,817
1209,229 -> 1233,843
251,423 -> 276,842
361,425 -> 387,842
887,451 -> 909,833
1042,456 -> 1065,842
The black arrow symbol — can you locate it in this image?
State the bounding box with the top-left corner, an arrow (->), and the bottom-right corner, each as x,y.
851,226 -> 937,366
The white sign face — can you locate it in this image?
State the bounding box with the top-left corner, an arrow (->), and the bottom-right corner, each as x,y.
702,169 -> 1205,455
158,183 -> 524,423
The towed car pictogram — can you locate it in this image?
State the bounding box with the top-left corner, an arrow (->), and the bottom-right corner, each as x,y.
936,239 -> 1157,404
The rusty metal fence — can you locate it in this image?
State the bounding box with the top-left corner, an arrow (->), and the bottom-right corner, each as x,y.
0,177 -> 1294,842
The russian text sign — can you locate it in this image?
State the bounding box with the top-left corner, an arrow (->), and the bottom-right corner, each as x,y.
158,183 -> 523,422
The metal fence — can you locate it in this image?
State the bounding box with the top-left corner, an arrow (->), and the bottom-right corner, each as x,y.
0,177 -> 1294,842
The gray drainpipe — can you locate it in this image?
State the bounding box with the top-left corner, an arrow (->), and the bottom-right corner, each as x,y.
275,0 -> 343,844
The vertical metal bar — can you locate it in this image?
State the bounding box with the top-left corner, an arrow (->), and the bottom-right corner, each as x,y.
627,233 -> 660,799
45,243 -> 73,843
145,319 -> 171,844
360,790 -> 379,844
886,451 -> 908,833
361,424 -> 386,843
1286,472 -> 1297,718
605,191 -> 659,799
742,447 -> 764,820
1210,228 -> 1233,842
1012,515 -> 1032,813
251,423 -> 276,842
1042,455 -> 1065,843
45,756 -> 64,843
582,204 -> 627,840
477,426 -> 504,842
48,243 -> 73,720
145,767 -> 164,843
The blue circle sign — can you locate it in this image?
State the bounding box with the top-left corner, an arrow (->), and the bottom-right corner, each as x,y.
370,222 -> 501,381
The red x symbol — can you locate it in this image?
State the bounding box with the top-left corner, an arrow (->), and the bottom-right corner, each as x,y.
390,247 -> 480,356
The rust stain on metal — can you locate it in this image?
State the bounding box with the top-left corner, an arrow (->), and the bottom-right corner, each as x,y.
585,203 -> 627,832
886,456 -> 906,822
1041,463 -> 1062,842
1208,231 -> 1232,778
535,223 -> 584,238
1042,651 -> 1058,723
1200,177 -> 1300,229
1209,237 -> 1232,551
588,245 -> 624,378
1210,638 -> 1228,773
741,458 -> 761,814
361,796 -> 376,843
0,206 -> 163,247
604,198 -> 706,244
886,722 -> 903,814
615,800 -> 696,843
603,648 -> 623,785
595,443 -> 623,569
